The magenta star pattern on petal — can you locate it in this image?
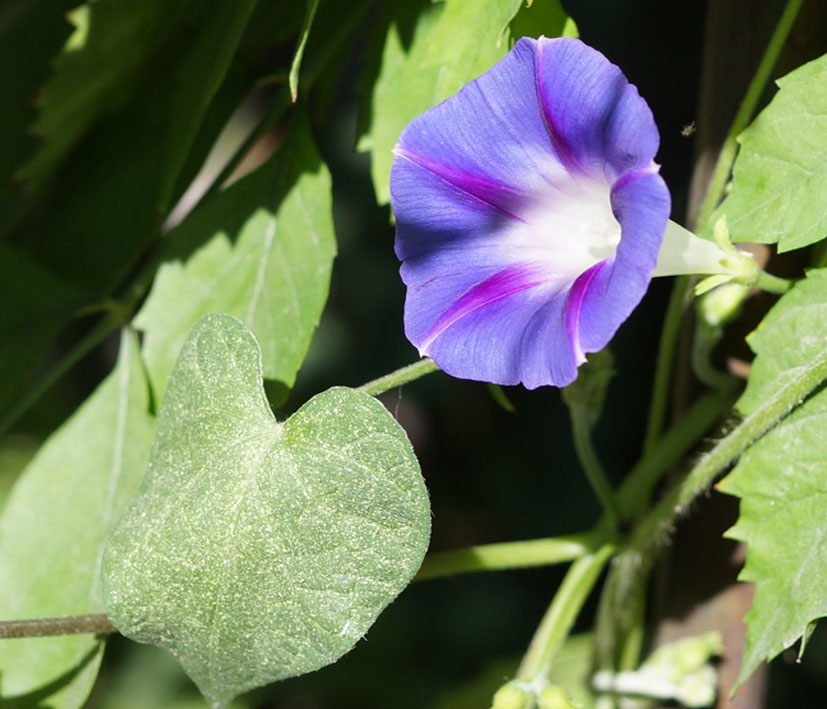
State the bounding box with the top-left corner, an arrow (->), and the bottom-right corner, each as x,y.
390,37 -> 671,388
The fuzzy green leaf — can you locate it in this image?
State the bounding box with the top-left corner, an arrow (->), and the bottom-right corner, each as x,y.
715,53 -> 827,252
718,268 -> 827,687
102,314 -> 430,708
0,330 -> 155,707
135,115 -> 336,402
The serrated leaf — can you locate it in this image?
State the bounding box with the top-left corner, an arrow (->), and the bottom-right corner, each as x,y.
102,314 -> 430,708
0,330 -> 155,707
718,269 -> 827,687
18,0 -> 183,192
358,0 -> 527,205
158,0 -> 258,209
714,53 -> 827,252
136,115 -> 336,401
0,243 -> 90,418
737,269 -> 827,414
0,0 -> 75,216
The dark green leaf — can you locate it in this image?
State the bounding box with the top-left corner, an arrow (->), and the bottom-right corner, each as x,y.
18,0 -> 188,192
103,314 -> 431,707
0,330 -> 155,707
158,0 -> 259,209
0,244 -> 90,415
0,0 -> 75,217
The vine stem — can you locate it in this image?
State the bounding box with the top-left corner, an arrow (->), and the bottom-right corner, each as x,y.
0,310 -> 124,437
356,358 -> 440,396
570,408 -> 622,529
414,532 -> 606,582
629,347 -> 827,560
642,276 -> 691,455
0,614 -> 115,638
692,0 -> 805,230
756,269 -> 793,294
517,544 -> 616,681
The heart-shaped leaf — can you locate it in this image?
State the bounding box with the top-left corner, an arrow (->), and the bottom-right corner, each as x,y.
102,313 -> 430,708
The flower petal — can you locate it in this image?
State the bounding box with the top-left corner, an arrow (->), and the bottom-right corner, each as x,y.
411,272 -> 580,389
392,37 -> 569,221
535,38 -> 660,179
391,37 -> 669,389
569,169 -> 670,354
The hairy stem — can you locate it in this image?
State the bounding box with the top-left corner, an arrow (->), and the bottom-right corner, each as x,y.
630,346 -> 827,567
0,614 -> 115,639
356,358 -> 440,396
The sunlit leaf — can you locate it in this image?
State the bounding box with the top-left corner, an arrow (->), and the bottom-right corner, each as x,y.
0,330 -> 155,708
714,53 -> 827,251
136,114 -> 336,401
103,314 -> 430,708
718,268 -> 827,687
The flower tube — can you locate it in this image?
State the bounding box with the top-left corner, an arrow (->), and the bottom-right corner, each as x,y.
391,37 -> 688,388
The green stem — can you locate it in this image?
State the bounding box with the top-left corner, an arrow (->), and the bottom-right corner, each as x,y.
414,532 -> 606,582
356,358 -> 440,396
0,310 -> 124,437
628,347 -> 827,560
756,269 -> 793,294
619,389 -> 733,519
517,544 -> 616,681
570,409 -> 623,529
0,614 -> 115,638
643,276 -> 692,455
693,0 -> 805,230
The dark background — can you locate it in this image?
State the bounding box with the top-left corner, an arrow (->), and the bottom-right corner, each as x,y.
12,0 -> 824,706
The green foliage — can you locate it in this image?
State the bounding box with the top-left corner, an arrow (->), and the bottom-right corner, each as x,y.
359,0 -> 573,205
135,115 -> 336,402
102,314 -> 431,707
0,331 -> 154,707
0,244 -> 90,417
289,0 -> 321,101
715,53 -> 827,252
18,0 -> 184,191
562,349 -> 615,430
0,0 -> 74,216
158,0 -> 259,210
719,269 -> 827,686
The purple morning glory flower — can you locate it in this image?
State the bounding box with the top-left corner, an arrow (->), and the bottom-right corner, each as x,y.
390,37 -> 671,389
